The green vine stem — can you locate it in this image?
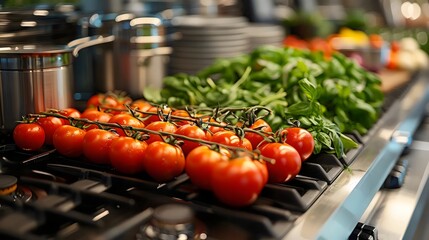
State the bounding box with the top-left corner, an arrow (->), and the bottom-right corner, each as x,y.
28,111 -> 275,164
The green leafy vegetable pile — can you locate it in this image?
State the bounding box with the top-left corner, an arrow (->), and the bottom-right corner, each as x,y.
144,45 -> 384,159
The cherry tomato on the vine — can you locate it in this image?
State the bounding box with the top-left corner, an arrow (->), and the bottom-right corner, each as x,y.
86,93 -> 119,109
80,109 -> 112,130
86,94 -> 131,115
171,109 -> 192,126
143,105 -> 172,125
279,127 -> 315,162
175,124 -> 212,156
53,125 -> 86,158
58,108 -> 81,125
130,99 -> 152,112
259,142 -> 301,183
37,116 -> 63,145
116,95 -> 132,106
211,130 -> 250,150
241,137 -> 253,151
107,113 -> 145,136
108,136 -> 147,175
185,146 -> 229,190
144,121 -> 177,144
142,141 -> 185,182
211,156 -> 267,207
201,117 -> 227,134
244,119 -> 272,149
13,122 -> 45,151
83,129 -> 118,164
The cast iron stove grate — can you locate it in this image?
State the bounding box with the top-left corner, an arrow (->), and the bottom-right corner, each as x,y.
0,146 -> 334,239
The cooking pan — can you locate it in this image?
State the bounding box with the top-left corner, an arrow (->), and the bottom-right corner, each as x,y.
0,35 -> 114,132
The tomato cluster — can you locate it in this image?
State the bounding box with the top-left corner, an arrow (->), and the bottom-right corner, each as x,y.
12,93 -> 316,208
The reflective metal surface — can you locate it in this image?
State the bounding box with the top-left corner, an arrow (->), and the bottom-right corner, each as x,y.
0,36 -> 115,131
113,16 -> 171,99
0,66 -> 73,131
0,46 -> 73,70
360,139 -> 429,239
284,70 -> 429,240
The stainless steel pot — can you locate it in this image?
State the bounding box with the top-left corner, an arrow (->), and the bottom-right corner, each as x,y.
0,36 -> 114,132
113,16 -> 172,98
76,13 -> 174,100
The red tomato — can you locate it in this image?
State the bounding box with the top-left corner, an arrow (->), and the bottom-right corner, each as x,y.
82,129 -> 119,164
241,137 -> 253,151
211,156 -> 266,207
254,160 -> 269,185
130,99 -> 152,113
236,151 -> 268,185
116,95 -> 132,106
144,121 -> 177,144
13,122 -> 45,151
308,37 -> 333,57
107,113 -> 145,136
171,109 -> 192,126
142,141 -> 185,182
201,117 -> 227,134
259,143 -> 301,183
283,35 -> 308,49
211,131 -> 249,150
109,136 -> 148,174
244,119 -> 272,149
86,94 -> 118,109
185,146 -> 229,190
143,106 -> 172,125
37,116 -> 64,145
279,127 -> 315,161
58,108 -> 81,125
105,104 -> 128,115
53,125 -> 86,158
175,125 -> 212,156
369,34 -> 384,49
81,109 -> 113,130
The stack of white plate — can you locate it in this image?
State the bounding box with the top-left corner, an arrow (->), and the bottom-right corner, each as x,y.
169,15 -> 250,75
246,23 -> 285,52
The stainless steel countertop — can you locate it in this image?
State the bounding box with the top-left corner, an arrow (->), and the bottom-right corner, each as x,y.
283,70 -> 429,240
359,138 -> 429,239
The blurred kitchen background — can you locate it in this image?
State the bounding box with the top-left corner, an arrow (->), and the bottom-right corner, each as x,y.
0,0 -> 428,103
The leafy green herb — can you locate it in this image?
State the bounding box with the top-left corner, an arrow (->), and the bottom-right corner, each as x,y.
144,45 -> 382,158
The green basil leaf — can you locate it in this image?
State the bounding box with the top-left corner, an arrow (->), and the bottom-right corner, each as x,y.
317,132 -> 332,148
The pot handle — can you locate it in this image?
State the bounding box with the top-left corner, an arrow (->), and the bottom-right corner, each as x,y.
67,35 -> 115,57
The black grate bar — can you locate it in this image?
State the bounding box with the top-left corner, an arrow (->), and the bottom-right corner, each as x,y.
300,153 -> 344,184
47,164 -> 162,192
192,201 -> 280,237
69,179 -> 108,193
343,144 -> 363,165
0,230 -> 47,240
39,205 -> 103,227
260,177 -> 326,212
249,204 -> 296,221
0,212 -> 39,235
20,176 -> 135,206
93,208 -> 154,240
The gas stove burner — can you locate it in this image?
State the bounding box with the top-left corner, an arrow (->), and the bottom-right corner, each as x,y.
139,203 -> 207,240
0,174 -> 50,203
0,174 -> 17,195
13,185 -> 33,202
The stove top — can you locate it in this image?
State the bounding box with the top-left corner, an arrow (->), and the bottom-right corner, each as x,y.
0,142 -> 345,240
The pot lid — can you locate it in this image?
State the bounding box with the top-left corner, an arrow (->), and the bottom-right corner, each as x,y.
0,45 -> 73,70
0,5 -> 79,45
